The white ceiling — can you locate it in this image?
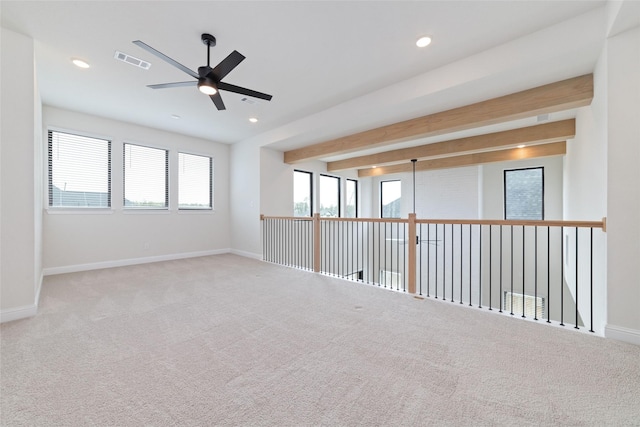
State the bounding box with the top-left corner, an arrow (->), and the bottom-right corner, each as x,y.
1,0 -> 615,162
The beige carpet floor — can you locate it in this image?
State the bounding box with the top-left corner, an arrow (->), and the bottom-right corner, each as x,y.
1,254 -> 639,426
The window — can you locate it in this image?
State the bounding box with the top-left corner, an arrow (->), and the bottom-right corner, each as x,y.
381,180 -> 401,218
319,174 -> 340,217
179,152 -> 212,210
345,179 -> 358,218
48,130 -> 111,208
504,167 -> 544,220
293,170 -> 313,217
123,143 -> 168,209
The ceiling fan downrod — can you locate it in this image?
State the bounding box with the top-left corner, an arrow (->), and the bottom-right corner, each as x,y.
201,33 -> 216,67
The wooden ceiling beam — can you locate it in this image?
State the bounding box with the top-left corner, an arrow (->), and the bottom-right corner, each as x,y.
327,119 -> 575,171
284,74 -> 592,164
358,141 -> 567,177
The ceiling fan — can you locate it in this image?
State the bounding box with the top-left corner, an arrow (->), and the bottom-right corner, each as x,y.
132,33 -> 272,111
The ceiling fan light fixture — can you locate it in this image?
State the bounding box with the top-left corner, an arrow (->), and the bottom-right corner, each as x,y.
198,78 -> 217,95
416,36 -> 432,48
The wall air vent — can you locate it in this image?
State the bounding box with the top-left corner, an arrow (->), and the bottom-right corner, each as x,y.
114,51 -> 151,70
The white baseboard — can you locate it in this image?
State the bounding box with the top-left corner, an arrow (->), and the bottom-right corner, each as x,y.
0,273 -> 44,324
0,303 -> 38,323
230,249 -> 262,260
42,248 -> 231,276
605,324 -> 640,346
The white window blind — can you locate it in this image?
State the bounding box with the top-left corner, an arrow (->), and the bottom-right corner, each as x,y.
48,130 -> 111,208
123,143 -> 168,209
178,152 -> 212,209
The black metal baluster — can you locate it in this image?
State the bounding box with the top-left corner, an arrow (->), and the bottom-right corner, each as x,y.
499,225 -> 503,313
489,225 -> 493,310
403,223 -> 406,292
451,224 -> 454,302
547,226 -> 551,323
460,224 -> 463,304
534,226 -> 538,320
522,225 -> 526,318
427,224 -> 430,297
435,224 -> 439,299
469,224 -> 472,307
575,227 -> 579,329
510,225 -> 514,315
419,224 -> 423,295
560,226 -> 564,326
479,224 -> 482,309
443,223 -> 446,301
590,227 -> 594,333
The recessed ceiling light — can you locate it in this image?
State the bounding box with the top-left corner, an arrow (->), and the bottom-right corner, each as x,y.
416,36 -> 432,48
249,117 -> 258,123
372,165 -> 377,169
71,58 -> 90,68
171,114 -> 180,120
517,144 -> 526,149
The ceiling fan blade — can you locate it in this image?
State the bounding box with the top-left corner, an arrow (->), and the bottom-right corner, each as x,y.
209,92 -> 226,110
133,40 -> 199,79
148,81 -> 197,89
218,82 -> 273,101
211,50 -> 245,81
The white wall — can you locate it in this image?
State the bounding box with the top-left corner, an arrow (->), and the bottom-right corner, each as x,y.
606,26 -> 640,342
483,156 -> 564,220
564,49 -> 609,335
42,106 -> 230,273
0,28 -> 41,320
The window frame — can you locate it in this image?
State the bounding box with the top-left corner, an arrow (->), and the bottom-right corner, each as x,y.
178,151 -> 213,210
293,169 -> 313,217
380,179 -> 402,219
47,129 -> 112,210
503,166 -> 545,220
345,178 -> 358,218
123,142 -> 169,210
319,173 -> 341,218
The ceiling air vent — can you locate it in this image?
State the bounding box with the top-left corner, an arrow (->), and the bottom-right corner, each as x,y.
241,97 -> 260,105
114,51 -> 151,70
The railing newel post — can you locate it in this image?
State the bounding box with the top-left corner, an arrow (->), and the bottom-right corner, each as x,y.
313,213 -> 321,273
408,213 -> 417,294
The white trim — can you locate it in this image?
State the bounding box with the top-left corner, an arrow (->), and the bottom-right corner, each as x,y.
0,304 -> 37,323
42,248 -> 231,276
0,273 -> 44,324
605,324 -> 640,346
230,249 -> 262,260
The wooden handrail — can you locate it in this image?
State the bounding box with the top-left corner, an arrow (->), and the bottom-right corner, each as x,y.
261,215 -> 606,230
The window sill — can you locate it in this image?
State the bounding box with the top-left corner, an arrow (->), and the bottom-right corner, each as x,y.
46,208 -> 115,215
177,209 -> 215,215
122,209 -> 171,215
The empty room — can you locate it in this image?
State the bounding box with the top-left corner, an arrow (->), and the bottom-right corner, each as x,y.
1,1 -> 639,425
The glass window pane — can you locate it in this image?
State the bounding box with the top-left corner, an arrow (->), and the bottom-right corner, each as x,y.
293,170 -> 312,217
504,167 -> 544,220
179,152 -> 212,209
123,143 -> 168,209
381,180 -> 401,218
48,130 -> 111,208
319,174 -> 340,217
345,179 -> 357,218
